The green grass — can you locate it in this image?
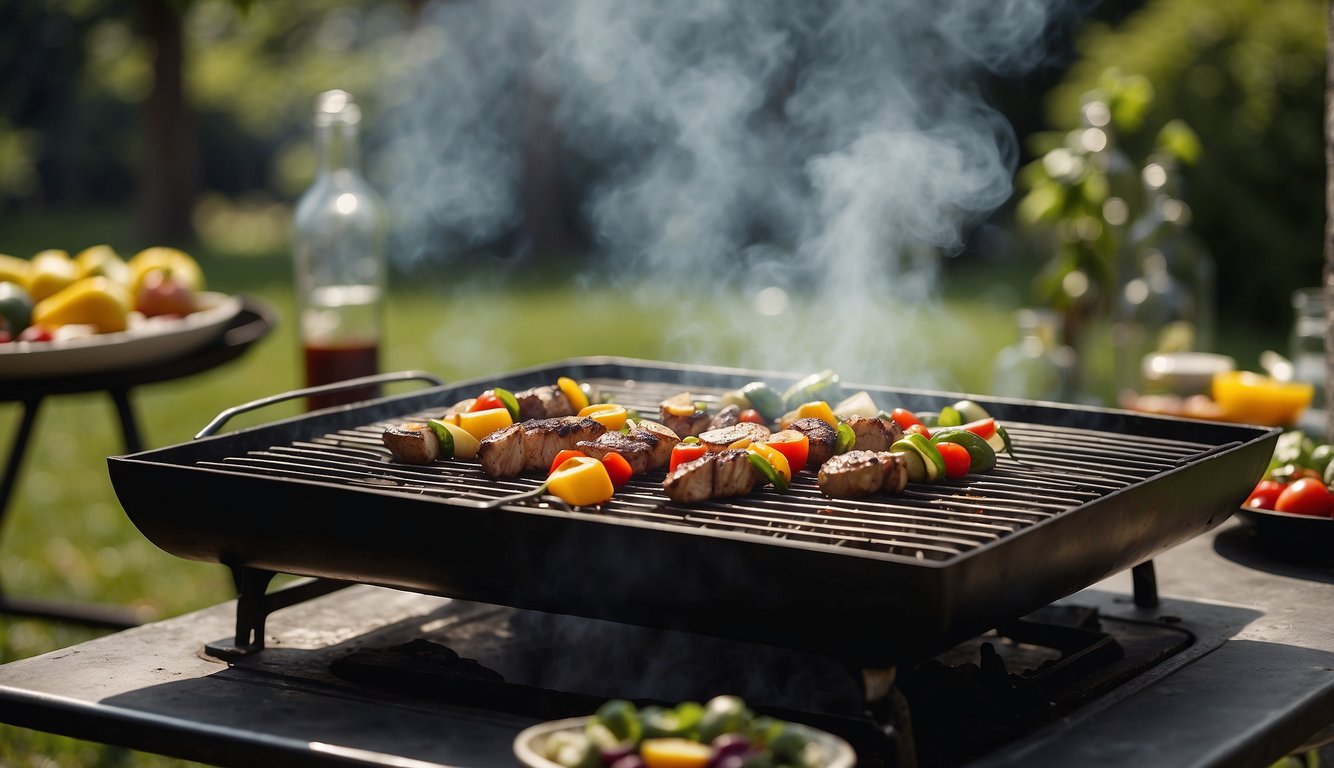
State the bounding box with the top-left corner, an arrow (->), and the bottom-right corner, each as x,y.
0,209 -> 1286,766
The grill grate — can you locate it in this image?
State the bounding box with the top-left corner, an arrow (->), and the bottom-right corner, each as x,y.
193,378 -> 1215,563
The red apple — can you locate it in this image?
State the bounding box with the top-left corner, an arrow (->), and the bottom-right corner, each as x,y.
135,268 -> 196,318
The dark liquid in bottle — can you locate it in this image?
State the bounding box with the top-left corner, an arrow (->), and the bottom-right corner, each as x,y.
304,341 -> 380,410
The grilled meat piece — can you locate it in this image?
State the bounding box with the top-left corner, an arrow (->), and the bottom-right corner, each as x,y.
790,417 -> 839,468
663,448 -> 757,502
660,392 -> 710,437
577,420 -> 683,475
577,431 -> 656,475
476,423 -> 525,478
514,384 -> 574,421
846,414 -> 902,452
478,417 -> 606,479
818,450 -> 908,498
709,404 -> 741,430
631,420 -> 681,469
382,423 -> 441,465
699,422 -> 771,452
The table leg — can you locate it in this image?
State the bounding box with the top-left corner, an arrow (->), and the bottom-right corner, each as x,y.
108,388 -> 144,455
0,396 -> 140,630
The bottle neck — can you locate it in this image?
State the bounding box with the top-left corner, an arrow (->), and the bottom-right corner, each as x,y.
314,120 -> 361,177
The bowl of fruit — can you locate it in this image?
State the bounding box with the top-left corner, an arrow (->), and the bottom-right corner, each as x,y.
0,245 -> 241,379
1238,430 -> 1334,552
514,696 -> 856,768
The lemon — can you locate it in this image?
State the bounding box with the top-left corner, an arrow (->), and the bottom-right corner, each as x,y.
27,249 -> 79,303
128,247 -> 204,296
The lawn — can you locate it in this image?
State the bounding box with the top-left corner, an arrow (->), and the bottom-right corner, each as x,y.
0,210 -> 1284,766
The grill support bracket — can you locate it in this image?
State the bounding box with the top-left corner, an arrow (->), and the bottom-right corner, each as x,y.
204,566 -> 351,659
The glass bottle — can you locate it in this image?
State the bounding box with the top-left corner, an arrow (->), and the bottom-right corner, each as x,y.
292,90 -> 387,410
1290,287 -> 1327,409
991,308 -> 1077,402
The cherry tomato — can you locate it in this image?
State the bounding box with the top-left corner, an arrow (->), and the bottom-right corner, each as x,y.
469,392 -> 505,413
669,442 -> 708,473
890,408 -> 926,434
1273,477 -> 1334,517
548,449 -> 586,476
763,430 -> 810,474
600,452 -> 633,488
905,423 -> 931,439
739,409 -> 766,424
936,441 -> 971,478
1244,479 -> 1285,511
961,417 -> 996,441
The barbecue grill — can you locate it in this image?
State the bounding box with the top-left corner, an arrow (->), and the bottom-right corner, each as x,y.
108,357 -> 1279,668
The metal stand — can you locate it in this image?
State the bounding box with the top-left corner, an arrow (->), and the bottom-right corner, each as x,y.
0,298 -> 274,630
204,566 -> 352,659
1132,560 -> 1159,608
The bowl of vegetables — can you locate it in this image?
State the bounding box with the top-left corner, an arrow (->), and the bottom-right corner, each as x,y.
514,696 -> 856,768
1238,430 -> 1334,552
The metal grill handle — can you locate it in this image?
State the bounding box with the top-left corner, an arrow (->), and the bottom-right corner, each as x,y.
194,370 -> 444,439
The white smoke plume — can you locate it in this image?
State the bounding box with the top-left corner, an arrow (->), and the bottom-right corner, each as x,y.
374,0 -> 1073,385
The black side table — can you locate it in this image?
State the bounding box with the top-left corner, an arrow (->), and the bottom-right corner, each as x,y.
0,296 -> 276,628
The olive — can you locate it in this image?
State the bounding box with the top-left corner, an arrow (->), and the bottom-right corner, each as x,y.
699,695 -> 752,743
594,699 -> 641,743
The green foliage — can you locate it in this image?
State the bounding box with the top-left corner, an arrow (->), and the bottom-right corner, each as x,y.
1045,0 -> 1327,330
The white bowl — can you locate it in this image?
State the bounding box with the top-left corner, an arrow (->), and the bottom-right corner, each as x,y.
514,716 -> 857,768
1141,352 -> 1235,395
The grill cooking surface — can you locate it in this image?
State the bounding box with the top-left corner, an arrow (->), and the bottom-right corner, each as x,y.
110,358 -> 1279,664
198,378 -> 1218,563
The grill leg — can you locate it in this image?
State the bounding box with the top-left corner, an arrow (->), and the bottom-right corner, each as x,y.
858,666 -> 918,768
1133,560 -> 1159,608
205,567 -> 351,659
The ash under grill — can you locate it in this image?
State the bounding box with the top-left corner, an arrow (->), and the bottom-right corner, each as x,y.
195,378 -> 1216,563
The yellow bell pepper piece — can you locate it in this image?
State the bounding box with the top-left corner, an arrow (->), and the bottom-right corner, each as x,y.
1211,371 -> 1313,427
795,400 -> 838,427
32,276 -> 132,333
27,249 -> 79,303
455,407 -> 514,441
545,456 -> 615,506
0,254 -> 30,288
557,376 -> 589,411
748,442 -> 792,484
639,738 -> 713,768
578,403 -> 628,431
128,246 -> 204,295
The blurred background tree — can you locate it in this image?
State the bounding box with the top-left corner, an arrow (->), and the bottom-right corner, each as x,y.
1042,0 -> 1327,332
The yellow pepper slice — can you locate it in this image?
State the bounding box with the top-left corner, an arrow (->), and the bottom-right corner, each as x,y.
557,376 -> 589,412
74,244 -> 131,285
0,254 -> 31,288
640,738 -> 713,768
545,456 -> 615,506
578,403 -> 628,431
748,442 -> 792,484
795,400 -> 838,427
455,407 -> 514,441
128,246 -> 204,295
31,276 -> 131,333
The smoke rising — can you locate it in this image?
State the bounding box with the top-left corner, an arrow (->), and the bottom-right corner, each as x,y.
375,0 -> 1069,384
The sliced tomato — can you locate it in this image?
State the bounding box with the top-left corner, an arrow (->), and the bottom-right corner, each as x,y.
469,392 -> 505,413
548,449 -> 587,476
739,409 -> 765,424
600,452 -> 633,488
1274,477 -> 1334,516
960,417 -> 996,441
936,441 -> 971,478
669,442 -> 708,473
1244,479 -> 1285,511
764,430 -> 810,473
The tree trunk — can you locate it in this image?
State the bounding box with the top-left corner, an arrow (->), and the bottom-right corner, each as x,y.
1325,2 -> 1334,441
136,0 -> 197,245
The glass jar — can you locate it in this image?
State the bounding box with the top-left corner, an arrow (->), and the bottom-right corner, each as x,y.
292,90 -> 387,410
1290,286 -> 1327,408
991,308 -> 1077,402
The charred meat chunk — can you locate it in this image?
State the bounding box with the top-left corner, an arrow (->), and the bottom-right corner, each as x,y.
514,384 -> 574,421
629,420 -> 681,469
708,404 -> 742,430
699,422 -> 771,452
664,448 -> 757,503
846,414 -> 902,453
382,422 -> 440,465
789,417 -> 839,468
818,450 -> 908,498
660,392 -> 710,438
577,431 -> 657,475
478,417 -> 606,479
